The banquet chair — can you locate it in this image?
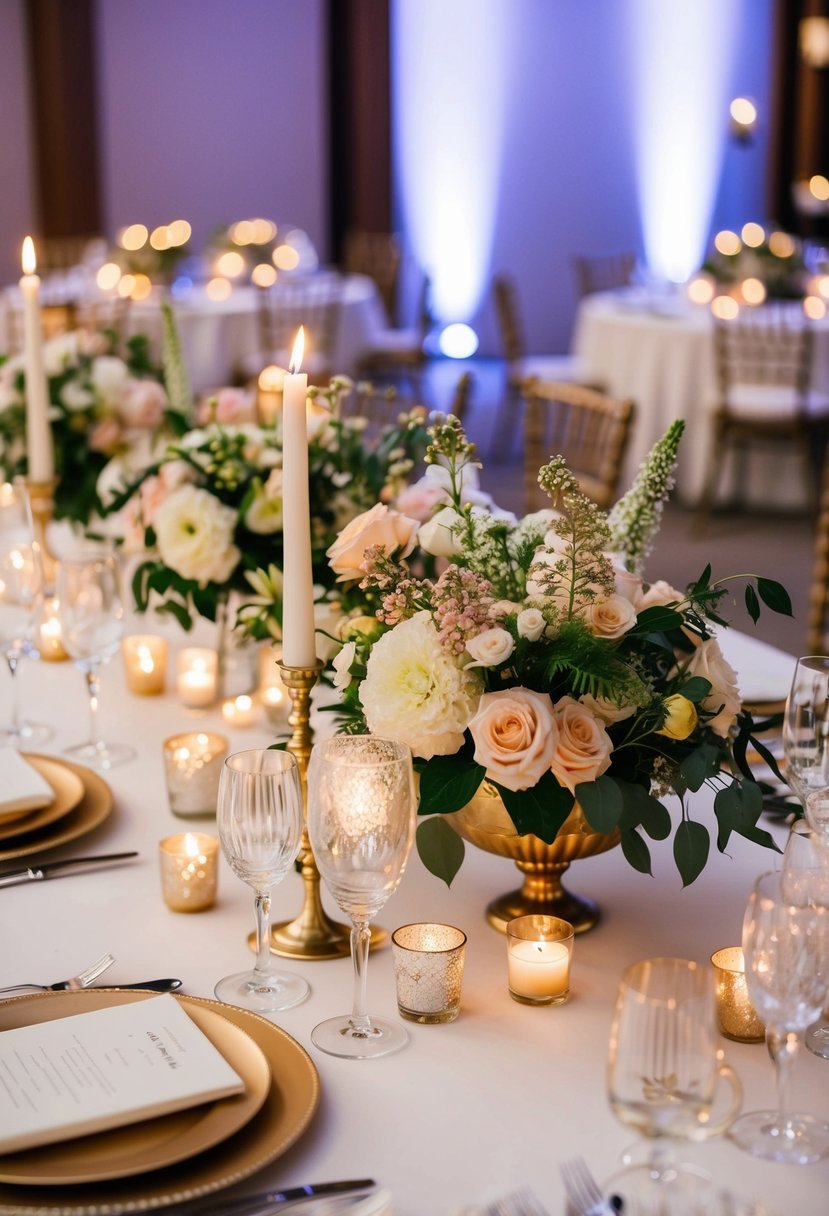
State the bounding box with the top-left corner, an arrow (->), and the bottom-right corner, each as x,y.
75,296 -> 132,346
448,370 -> 472,424
248,274 -> 344,388
572,251 -> 636,299
5,301 -> 78,352
355,272 -> 431,398
521,378 -> 635,511
342,229 -> 401,324
696,306 -> 829,527
807,454 -> 829,654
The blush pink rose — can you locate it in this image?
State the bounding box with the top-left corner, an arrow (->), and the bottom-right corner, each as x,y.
326,502 -> 420,582
635,580 -> 684,612
118,379 -> 167,428
197,387 -> 256,425
468,687 -> 557,792
550,695 -> 614,793
88,417 -> 122,453
394,478 -> 446,522
581,594 -> 637,639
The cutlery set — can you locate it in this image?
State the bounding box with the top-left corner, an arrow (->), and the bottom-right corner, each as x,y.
0,951 -> 182,995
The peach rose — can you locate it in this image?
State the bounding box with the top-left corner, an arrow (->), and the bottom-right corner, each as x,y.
579,693 -> 636,725
326,502 -> 420,582
681,636 -> 741,738
581,594 -> 637,639
118,379 -> 167,428
88,417 -> 122,454
550,695 -> 614,793
468,687 -> 558,792
636,580 -> 684,612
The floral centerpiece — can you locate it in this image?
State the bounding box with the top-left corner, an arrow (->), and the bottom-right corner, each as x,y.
99,377 -> 429,635
291,416 -> 790,889
0,329 -> 167,524
700,227 -> 808,302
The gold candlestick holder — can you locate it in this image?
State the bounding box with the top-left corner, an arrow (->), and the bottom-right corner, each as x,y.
26,478 -> 58,588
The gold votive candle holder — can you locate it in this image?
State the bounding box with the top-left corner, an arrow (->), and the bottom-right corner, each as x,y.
392,923 -> 467,1024
507,914 -> 574,1006
221,693 -> 258,728
159,832 -> 219,912
710,946 -> 765,1042
36,595 -> 69,662
256,364 -> 285,426
121,634 -> 168,695
163,731 -> 229,818
176,647 -> 218,710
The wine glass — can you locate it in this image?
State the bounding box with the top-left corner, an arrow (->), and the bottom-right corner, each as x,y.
214,749 -> 309,1012
306,735 -> 416,1059
0,481 -> 52,745
56,555 -> 135,769
730,869 -> 829,1162
605,957 -> 742,1208
782,819 -> 829,1062
782,656 -> 829,824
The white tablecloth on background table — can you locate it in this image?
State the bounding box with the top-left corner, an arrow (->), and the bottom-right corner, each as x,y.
572,290 -> 829,509
2,622 -> 826,1215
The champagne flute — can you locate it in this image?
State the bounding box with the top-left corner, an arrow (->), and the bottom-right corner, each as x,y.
214,749 -> 309,1012
783,816 -> 829,1062
306,735 -> 415,1059
605,957 -> 742,1208
0,481 -> 52,745
56,555 -> 135,769
730,869 -> 829,1162
782,656 -> 829,827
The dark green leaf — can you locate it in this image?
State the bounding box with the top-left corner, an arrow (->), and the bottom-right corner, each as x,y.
714,785 -> 740,851
415,818 -> 465,887
749,734 -> 785,783
631,606 -> 685,635
157,599 -> 193,630
635,795 -> 672,841
744,584 -> 760,625
757,578 -> 793,618
577,776 -> 623,834
692,563 -> 712,593
620,828 -> 652,875
680,677 -> 712,703
498,772 -> 574,843
418,756 -> 486,817
673,820 -> 710,887
679,743 -> 720,793
132,562 -> 151,612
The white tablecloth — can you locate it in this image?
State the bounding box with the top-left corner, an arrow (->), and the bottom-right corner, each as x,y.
3,623 -> 827,1215
572,290 -> 829,509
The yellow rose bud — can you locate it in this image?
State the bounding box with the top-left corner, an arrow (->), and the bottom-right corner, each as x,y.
656,694 -> 698,740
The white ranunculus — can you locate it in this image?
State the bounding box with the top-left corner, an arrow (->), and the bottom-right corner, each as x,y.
417,505 -> 465,558
361,610 -> 482,759
59,379 -> 94,411
244,492 -> 283,534
516,608 -> 546,641
332,641 -> 356,690
153,484 -> 241,587
90,356 -> 130,407
465,627 -> 515,669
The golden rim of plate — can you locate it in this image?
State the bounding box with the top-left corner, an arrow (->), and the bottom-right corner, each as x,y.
0,757 -> 113,864
0,756 -> 85,842
0,990 -> 320,1214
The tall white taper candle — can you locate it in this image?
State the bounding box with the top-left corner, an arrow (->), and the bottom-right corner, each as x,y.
19,237 -> 54,482
280,326 -> 316,666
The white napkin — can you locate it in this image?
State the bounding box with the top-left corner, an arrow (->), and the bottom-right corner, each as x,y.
0,751 -> 55,821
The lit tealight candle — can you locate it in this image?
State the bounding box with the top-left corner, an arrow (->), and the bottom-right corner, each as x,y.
258,647 -> 288,725
176,647 -> 218,710
36,595 -> 68,662
221,693 -> 258,728
121,634 -> 168,695
159,832 -> 219,912
256,363 -> 285,427
163,731 -> 229,818
710,946 -> 765,1043
507,915 -> 574,1006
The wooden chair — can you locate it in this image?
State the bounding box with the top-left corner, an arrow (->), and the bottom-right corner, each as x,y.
356,272 -> 431,397
448,370 -> 472,424
5,301 -> 78,352
808,453 -> 829,654
342,229 -> 401,324
697,306 -> 829,526
572,252 -> 636,299
521,379 -> 635,512
244,273 -> 344,387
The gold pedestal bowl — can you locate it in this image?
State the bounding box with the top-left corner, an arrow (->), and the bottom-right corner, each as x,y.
446,781 -> 620,934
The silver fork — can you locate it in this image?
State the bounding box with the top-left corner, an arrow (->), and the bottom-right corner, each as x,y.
560,1158 -> 615,1216
0,952 -> 115,994
483,1188 -> 551,1216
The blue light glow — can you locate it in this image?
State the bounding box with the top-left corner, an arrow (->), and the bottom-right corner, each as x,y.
438,323 -> 479,359
391,0 -> 510,322
627,0 -> 743,282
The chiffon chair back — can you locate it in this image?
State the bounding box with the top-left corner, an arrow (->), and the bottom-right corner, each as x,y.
697,305 -> 829,524
255,274 -> 343,387
342,229 -> 401,324
572,251 -> 636,299
522,378 -> 635,511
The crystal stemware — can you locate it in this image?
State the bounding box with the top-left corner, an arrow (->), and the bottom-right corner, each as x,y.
56,555 -> 135,769
0,481 -> 52,745
605,957 -> 742,1207
214,749 -> 309,1012
782,655 -> 829,821
306,735 -> 416,1059
730,869 -> 829,1162
782,818 -> 829,1063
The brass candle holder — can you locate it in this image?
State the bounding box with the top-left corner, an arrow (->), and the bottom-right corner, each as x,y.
27,477 -> 58,587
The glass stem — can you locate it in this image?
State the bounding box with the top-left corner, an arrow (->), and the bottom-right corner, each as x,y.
6,655 -> 21,739
85,665 -> 103,751
252,890 -> 272,981
767,1025 -> 799,1136
349,919 -> 372,1035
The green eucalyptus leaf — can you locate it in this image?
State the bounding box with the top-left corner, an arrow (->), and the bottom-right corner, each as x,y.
620,828 -> 652,875
757,578 -> 793,618
744,584 -> 760,625
680,677 -> 712,703
497,772 -> 574,843
418,756 -> 486,817
577,776 -> 623,834
673,819 -> 710,888
416,817 -> 465,887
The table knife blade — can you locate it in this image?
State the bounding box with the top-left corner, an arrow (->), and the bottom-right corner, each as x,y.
0,852 -> 139,887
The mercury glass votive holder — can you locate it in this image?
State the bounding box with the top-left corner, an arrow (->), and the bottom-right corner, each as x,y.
159,832 -> 219,912
710,946 -> 765,1042
392,923 -> 467,1024
507,915 -> 574,1006
163,731 -> 229,818
121,634 -> 168,695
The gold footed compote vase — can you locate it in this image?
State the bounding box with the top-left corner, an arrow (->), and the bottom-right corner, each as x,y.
446,781 -> 619,933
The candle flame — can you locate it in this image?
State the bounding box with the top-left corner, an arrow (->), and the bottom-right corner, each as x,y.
137,644 -> 154,673
21,236 -> 36,276
184,833 -> 199,857
289,326 -> 305,373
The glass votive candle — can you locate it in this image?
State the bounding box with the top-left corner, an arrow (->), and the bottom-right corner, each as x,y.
176,647 -> 218,710
159,832 -> 219,912
36,595 -> 69,662
121,634 -> 168,695
163,731 -> 229,818
392,923 -> 467,1024
710,946 -> 765,1042
259,647 -> 288,726
221,693 -> 258,728
507,915 -> 574,1006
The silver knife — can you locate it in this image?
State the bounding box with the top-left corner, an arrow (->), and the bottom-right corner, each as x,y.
0,852 -> 139,887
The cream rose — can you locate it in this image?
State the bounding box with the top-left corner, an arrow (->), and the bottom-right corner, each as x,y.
613,568 -> 643,604
90,356 -> 130,407
636,580 -> 684,612
468,687 -> 558,792
327,503 -> 419,582
153,484 -> 241,586
579,693 -> 636,725
118,379 -> 167,428
465,627 -> 515,669
681,637 -> 741,737
516,608 -> 546,641
581,594 -> 637,639
417,505 -> 465,558
550,695 -> 614,793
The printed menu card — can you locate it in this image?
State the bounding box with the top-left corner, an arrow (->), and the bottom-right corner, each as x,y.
0,995 -> 245,1153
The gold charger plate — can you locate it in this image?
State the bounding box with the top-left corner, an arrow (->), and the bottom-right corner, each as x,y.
0,990 -> 320,1215
0,756 -> 113,864
0,998 -> 272,1184
0,756 -> 85,842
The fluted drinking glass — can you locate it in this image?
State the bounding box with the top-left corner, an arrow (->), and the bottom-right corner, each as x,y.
782,656 -> 829,827
782,819 -> 829,1061
0,481 -> 51,745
